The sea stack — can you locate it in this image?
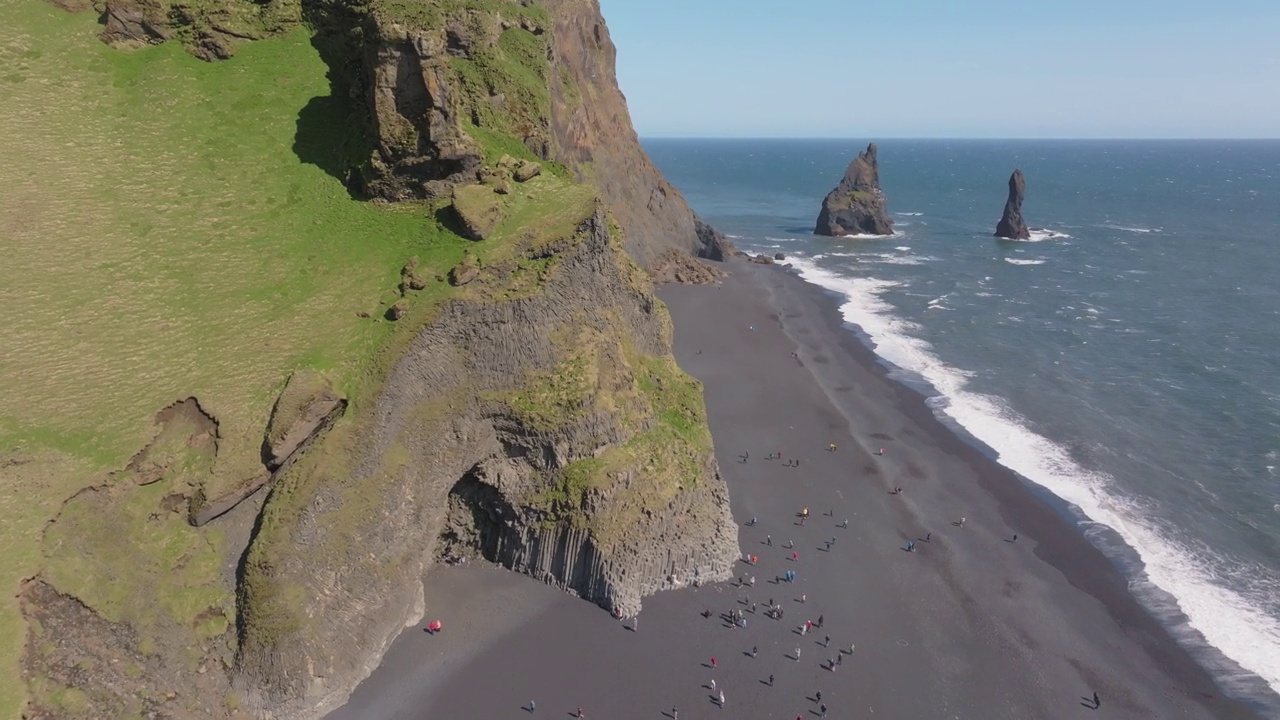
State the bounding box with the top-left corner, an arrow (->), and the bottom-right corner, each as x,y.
815,143 -> 894,236
995,169 -> 1031,239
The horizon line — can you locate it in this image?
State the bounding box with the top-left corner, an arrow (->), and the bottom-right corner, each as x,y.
637,136 -> 1280,142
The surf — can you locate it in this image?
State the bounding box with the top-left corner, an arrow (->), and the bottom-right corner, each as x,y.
786,254 -> 1280,706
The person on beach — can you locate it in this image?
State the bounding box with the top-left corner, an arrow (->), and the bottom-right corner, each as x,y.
792,551 -> 799,561
842,518 -> 849,528
530,700 -> 536,712
710,678 -> 716,690
848,642 -> 855,654
576,708 -> 583,718
672,708 -> 677,720
836,653 -> 842,666
795,647 -> 801,660
926,532 -> 931,542
800,623 -> 808,635
959,517 -> 966,527
816,690 -> 822,702
711,656 -> 717,669
801,593 -> 807,603
786,539 -> 794,548
818,614 -> 824,628
820,702 -> 828,717
769,673 -> 775,686
718,690 -> 725,707
752,645 -> 758,657
907,541 -> 916,552
767,534 -> 772,546
1093,691 -> 1100,708
1012,533 -> 1018,543
824,635 -> 830,647
829,443 -> 837,452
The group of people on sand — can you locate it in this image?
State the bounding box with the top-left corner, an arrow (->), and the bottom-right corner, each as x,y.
511,437 -> 1061,718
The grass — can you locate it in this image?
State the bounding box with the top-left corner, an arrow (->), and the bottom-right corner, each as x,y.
0,3 -> 471,714
525,327 -> 715,545
449,25 -> 551,152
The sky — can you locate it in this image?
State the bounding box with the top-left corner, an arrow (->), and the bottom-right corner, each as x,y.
597,0 -> 1280,138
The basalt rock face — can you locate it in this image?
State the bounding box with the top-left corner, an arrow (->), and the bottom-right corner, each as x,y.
234,211 -> 737,718
995,169 -> 1031,240
361,18 -> 490,200
542,0 -> 735,267
815,142 -> 894,237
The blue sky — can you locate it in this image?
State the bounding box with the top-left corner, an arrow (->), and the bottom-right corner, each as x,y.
597,0 -> 1280,138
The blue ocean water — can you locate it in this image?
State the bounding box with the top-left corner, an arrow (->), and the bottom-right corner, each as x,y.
644,139 -> 1280,706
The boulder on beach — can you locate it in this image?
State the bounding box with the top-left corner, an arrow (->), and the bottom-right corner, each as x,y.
815,143 -> 894,237
995,169 -> 1031,240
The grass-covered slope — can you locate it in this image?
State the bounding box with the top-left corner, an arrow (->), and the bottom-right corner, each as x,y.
1,0 -> 731,715
0,3 -> 454,715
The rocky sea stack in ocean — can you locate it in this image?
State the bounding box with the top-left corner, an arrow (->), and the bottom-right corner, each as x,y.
815,142 -> 894,237
995,169 -> 1031,240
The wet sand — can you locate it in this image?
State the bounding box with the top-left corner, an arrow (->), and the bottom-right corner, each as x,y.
329,260 -> 1261,720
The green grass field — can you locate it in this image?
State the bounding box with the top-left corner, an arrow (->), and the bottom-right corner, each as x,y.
0,2 -> 469,713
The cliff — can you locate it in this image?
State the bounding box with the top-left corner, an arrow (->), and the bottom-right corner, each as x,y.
995,168 -> 1031,240
235,209 -> 736,717
15,1 -> 740,718
815,142 -> 894,237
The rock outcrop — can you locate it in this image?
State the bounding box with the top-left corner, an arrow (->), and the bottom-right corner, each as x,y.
31,2 -> 745,718
693,214 -> 739,262
815,142 -> 894,237
542,0 -> 735,266
995,169 -> 1031,240
234,211 -> 737,717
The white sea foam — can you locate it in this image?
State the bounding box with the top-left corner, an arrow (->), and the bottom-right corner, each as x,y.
896,212 -> 924,216
1103,224 -> 1163,234
869,253 -> 935,266
1004,258 -> 1046,266
839,233 -> 896,240
787,256 -> 1280,700
895,246 -> 912,252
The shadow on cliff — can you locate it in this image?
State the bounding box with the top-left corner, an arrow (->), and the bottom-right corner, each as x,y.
292,29 -> 373,199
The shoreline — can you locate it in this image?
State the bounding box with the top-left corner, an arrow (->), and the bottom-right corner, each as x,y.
756,260 -> 1276,715
329,258 -> 1267,719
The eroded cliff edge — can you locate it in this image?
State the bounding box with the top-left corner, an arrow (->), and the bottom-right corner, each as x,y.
18,0 -> 740,718
236,209 -> 737,717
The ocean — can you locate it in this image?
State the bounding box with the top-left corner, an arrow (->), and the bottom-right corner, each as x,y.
643,139 -> 1280,708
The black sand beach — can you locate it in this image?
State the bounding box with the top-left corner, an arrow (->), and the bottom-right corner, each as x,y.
329,260 -> 1261,719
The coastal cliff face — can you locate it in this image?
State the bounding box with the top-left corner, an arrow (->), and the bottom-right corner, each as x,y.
540,0 -> 726,266
15,1 -> 740,718
235,210 -> 737,717
995,168 -> 1031,239
353,0 -> 733,267
815,142 -> 894,237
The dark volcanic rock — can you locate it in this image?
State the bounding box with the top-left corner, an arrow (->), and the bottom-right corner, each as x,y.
513,161 -> 542,182
815,143 -> 894,237
995,169 -> 1031,240
99,0 -> 171,45
693,214 -> 739,262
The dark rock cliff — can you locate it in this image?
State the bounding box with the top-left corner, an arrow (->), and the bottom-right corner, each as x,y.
995,168 -> 1031,240
234,211 -> 737,718
22,2 -> 743,718
541,0 -> 736,266
815,142 -> 894,237
349,0 -> 735,266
